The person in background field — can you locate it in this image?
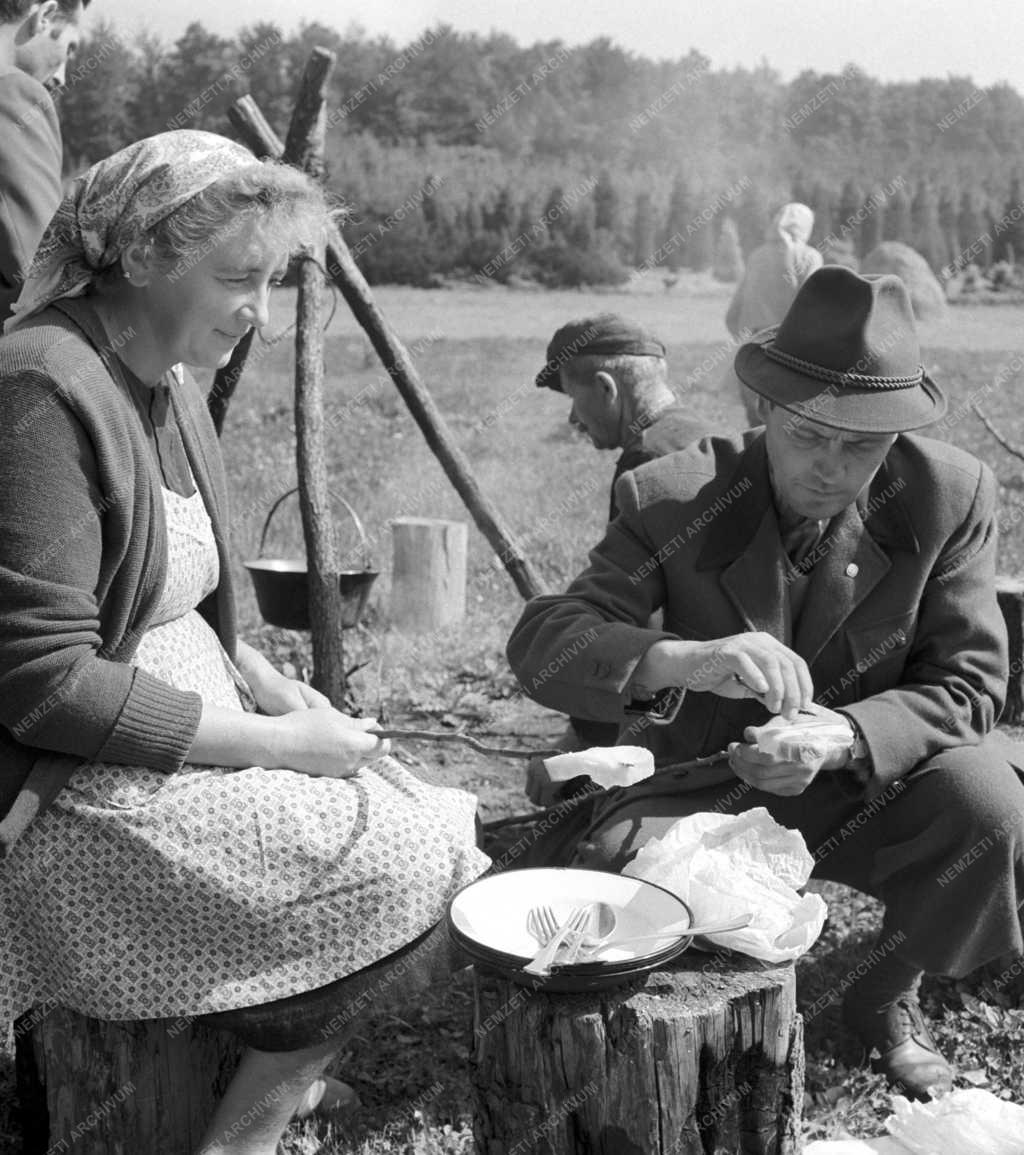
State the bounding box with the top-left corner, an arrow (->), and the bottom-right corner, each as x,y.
0,0 -> 89,326
509,265 -> 1024,1101
535,312 -> 704,748
536,312 -> 704,522
725,202 -> 823,427
0,131 -> 488,1154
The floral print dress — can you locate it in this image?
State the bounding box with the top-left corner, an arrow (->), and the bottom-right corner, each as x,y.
0,481 -> 488,1023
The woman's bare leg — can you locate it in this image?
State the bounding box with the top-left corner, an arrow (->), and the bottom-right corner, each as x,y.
194,1034 -> 344,1155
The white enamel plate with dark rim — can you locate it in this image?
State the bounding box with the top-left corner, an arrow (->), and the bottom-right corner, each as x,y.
446,867 -> 695,992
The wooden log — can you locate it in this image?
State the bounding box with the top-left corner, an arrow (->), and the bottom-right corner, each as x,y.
998,575 -> 1024,724
390,517 -> 468,633
207,49 -> 337,437
471,954 -> 803,1155
295,241 -> 348,704
226,95 -> 547,603
282,47 -> 335,177
15,1009 -> 241,1155
208,327 -> 255,436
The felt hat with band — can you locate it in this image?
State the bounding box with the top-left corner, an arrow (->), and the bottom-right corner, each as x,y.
734,266 -> 947,433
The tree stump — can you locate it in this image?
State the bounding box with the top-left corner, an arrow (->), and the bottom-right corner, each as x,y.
471,953 -> 803,1155
15,1008 -> 241,1154
390,517 -> 468,633
997,576 -> 1024,724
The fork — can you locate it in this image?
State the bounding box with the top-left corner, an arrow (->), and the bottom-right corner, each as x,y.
523,905 -> 589,975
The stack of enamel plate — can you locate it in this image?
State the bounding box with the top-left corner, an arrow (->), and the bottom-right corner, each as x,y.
446,867 -> 694,992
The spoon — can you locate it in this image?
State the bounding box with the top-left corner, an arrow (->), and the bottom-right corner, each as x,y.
579,904 -> 754,953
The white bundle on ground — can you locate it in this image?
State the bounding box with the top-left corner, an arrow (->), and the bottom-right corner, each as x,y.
622,806 -> 827,962
805,1088 -> 1024,1153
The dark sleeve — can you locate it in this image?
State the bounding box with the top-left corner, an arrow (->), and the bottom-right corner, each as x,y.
841,465 -> 1007,793
0,373 -> 202,769
0,73 -> 62,321
508,470 -> 678,721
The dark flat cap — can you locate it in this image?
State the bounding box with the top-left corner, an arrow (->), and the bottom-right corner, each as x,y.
535,312 -> 667,391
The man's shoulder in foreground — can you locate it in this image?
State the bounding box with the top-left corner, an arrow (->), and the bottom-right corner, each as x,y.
0,67 -> 59,143
889,432 -> 992,500
622,428 -> 761,502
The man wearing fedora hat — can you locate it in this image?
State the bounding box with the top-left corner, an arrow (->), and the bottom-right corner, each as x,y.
508,266 -> 1024,1098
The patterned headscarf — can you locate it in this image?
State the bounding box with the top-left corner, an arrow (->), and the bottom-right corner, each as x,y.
5,130 -> 258,333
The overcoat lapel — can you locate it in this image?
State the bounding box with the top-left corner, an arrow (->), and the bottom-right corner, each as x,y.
794,499 -> 891,665
696,436 -> 789,643
720,510 -> 790,643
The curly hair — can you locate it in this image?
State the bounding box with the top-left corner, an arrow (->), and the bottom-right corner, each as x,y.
141,161 -> 337,277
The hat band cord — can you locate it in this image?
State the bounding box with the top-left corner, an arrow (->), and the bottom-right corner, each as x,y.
764,343 -> 923,390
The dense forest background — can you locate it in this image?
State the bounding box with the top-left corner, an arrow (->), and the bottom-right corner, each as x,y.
58,19 -> 1024,286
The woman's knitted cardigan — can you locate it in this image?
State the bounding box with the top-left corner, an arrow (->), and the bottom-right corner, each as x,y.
0,297 -> 236,856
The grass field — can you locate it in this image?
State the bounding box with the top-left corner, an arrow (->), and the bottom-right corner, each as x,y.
3,276 -> 1024,1153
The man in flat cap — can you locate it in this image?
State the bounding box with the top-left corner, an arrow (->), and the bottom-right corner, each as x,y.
535,312 -> 703,747
536,312 -> 703,520
509,266 -> 1024,1098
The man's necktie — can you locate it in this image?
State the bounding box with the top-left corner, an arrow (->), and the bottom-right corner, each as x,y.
781,517 -> 825,576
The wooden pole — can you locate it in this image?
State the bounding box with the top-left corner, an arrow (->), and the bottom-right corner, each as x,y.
283,47 -> 334,176
208,328 -> 254,436
295,240 -> 348,705
208,50 -> 337,437
227,95 -> 548,602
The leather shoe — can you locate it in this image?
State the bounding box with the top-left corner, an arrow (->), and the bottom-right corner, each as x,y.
842,987 -> 954,1100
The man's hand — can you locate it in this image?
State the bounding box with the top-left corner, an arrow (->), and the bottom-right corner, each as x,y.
728,711 -> 856,796
525,755 -> 561,807
636,633 -> 814,719
728,741 -> 823,796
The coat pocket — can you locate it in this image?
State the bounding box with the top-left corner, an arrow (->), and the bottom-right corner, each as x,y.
847,610 -> 916,684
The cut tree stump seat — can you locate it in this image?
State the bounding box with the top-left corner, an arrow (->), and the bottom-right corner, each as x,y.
470,952 -> 803,1155
15,1010 -> 243,1154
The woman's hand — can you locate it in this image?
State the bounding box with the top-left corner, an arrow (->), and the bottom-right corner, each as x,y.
234,640 -> 332,715
271,709 -> 390,779
253,670 -> 332,715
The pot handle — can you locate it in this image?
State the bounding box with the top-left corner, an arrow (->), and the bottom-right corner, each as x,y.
257,486 -> 373,570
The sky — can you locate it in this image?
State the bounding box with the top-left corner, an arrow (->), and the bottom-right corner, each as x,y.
94,0 -> 1021,95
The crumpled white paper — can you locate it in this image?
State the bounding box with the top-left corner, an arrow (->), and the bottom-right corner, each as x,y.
543,746 -> 655,790
804,1088 -> 1024,1154
622,806 -> 827,962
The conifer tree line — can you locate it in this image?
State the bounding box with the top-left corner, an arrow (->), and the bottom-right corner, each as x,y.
59,19 -> 1024,285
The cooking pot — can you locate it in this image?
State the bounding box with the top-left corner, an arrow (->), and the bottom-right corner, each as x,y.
244,487 -> 378,630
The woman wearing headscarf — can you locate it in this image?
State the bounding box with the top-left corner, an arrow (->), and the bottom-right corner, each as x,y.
724,202 -> 824,426
0,131 -> 489,1152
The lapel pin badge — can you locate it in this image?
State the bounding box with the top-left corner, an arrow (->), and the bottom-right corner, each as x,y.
845,563 -> 859,577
